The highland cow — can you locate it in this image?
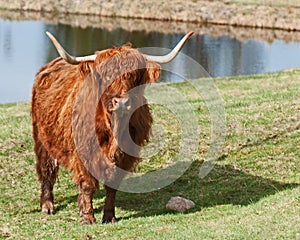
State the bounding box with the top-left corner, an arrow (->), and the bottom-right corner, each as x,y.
31,31 -> 193,224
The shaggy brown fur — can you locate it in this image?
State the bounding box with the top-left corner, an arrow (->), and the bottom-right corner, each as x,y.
32,45 -> 160,224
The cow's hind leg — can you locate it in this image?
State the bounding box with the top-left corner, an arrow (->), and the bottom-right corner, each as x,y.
35,141 -> 59,214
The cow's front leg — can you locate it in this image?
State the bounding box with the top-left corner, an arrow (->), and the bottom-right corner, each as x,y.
102,185 -> 117,223
74,161 -> 98,225
77,190 -> 96,225
102,163 -> 127,224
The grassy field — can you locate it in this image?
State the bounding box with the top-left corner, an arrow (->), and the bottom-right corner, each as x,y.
0,69 -> 299,239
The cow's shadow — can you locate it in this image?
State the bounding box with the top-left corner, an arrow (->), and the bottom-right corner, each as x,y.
96,161 -> 298,220
49,160 -> 298,220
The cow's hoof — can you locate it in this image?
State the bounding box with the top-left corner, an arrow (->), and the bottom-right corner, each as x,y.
41,201 -> 55,215
102,217 -> 117,224
102,212 -> 117,224
81,215 -> 96,225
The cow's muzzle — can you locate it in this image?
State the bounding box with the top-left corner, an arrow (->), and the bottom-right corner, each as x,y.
113,97 -> 131,111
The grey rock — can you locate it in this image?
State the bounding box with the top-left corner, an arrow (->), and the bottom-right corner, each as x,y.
166,196 -> 195,213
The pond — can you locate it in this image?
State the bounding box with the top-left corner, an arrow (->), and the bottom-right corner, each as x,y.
0,17 -> 300,103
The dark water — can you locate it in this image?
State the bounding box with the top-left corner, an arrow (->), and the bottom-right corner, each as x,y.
0,18 -> 300,103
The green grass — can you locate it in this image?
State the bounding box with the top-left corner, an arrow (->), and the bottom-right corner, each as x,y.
0,69 -> 299,239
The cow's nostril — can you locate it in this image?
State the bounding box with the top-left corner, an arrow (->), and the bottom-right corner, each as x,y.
113,98 -> 119,104
125,99 -> 131,110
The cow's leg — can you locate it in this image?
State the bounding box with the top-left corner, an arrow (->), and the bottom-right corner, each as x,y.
102,167 -> 126,223
73,159 -> 99,225
102,185 -> 117,223
35,141 -> 59,215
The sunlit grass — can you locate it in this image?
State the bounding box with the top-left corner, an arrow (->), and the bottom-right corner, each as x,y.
0,69 -> 299,239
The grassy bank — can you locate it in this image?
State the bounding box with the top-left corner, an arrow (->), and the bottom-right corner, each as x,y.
0,0 -> 299,31
0,69 -> 299,239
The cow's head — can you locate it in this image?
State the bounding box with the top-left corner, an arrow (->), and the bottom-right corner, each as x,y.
47,32 -> 193,163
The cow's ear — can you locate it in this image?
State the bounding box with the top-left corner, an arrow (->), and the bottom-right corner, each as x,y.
79,62 -> 94,78
143,62 -> 161,83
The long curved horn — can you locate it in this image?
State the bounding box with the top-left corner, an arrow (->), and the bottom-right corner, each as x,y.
46,32 -> 96,65
144,31 -> 194,64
